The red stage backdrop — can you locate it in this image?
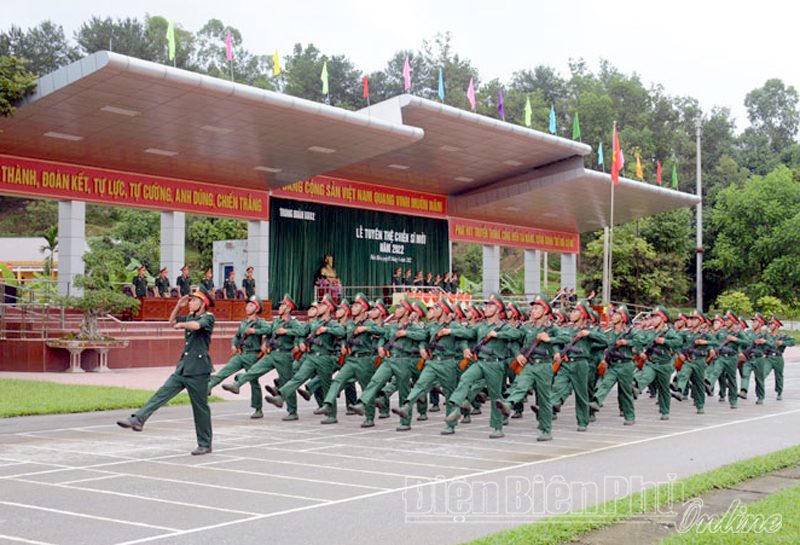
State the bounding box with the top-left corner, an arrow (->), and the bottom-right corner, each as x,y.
0,154 -> 269,220
272,175 -> 447,218
449,217 -> 579,253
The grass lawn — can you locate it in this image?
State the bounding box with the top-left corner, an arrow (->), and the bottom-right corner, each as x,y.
0,379 -> 224,418
465,444 -> 800,545
661,483 -> 800,544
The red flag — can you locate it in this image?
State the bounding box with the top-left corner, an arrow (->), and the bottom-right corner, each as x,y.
363,75 -> 369,98
657,160 -> 662,185
611,125 -> 621,185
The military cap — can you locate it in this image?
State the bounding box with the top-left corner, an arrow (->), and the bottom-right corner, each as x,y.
652,305 -> 670,323
338,298 -> 352,317
159,267 -> 167,274
486,292 -> 504,312
181,265 -> 189,272
615,304 -> 630,324
138,265 -> 146,273
373,299 -> 388,318
531,296 -> 552,315
439,297 -> 455,314
574,300 -> 592,320
318,293 -> 337,313
248,295 -> 263,313
752,313 -> 767,326
353,292 -> 370,311
399,296 -> 415,315
281,293 -> 297,311
411,299 -> 427,318
193,284 -> 215,308
770,316 -> 783,327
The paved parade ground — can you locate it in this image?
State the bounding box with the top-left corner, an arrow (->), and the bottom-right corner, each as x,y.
1,357 -> 799,545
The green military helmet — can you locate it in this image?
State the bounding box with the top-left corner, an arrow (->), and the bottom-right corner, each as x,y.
531,296 -> 552,315
573,299 -> 592,320
319,293 -> 337,313
353,292 -> 370,311
752,312 -> 767,326
411,298 -> 427,318
486,292 -> 504,312
373,299 -> 388,318
399,296 -> 415,315
247,294 -> 263,313
591,309 -> 600,324
614,304 -> 630,324
338,298 -> 352,317
652,305 -> 670,323
724,309 -> 738,322
438,297 -> 455,314
281,293 -> 297,311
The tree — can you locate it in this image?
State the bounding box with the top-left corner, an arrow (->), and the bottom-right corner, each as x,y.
744,78 -> 800,153
39,224 -> 58,278
75,16 -> 153,60
0,21 -> 79,75
186,216 -> 247,269
57,275 -> 139,340
0,55 -> 37,119
282,44 -> 362,109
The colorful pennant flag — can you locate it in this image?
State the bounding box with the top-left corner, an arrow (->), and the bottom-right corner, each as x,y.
573,112 -> 581,141
611,125 -> 621,185
438,68 -> 444,102
225,32 -> 232,62
321,61 -> 329,95
498,88 -> 505,120
549,105 -> 556,134
635,153 -> 643,180
166,20 -> 175,62
467,78 -> 476,111
403,56 -> 411,91
672,163 -> 678,188
363,75 -> 369,98
598,142 -> 604,166
524,96 -> 532,128
657,160 -> 662,185
273,50 -> 281,76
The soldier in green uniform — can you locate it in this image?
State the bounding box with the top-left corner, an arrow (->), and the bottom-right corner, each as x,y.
208,295 -> 267,418
349,296 -> 428,431
317,293 -> 384,426
634,307 -> 683,419
177,265 -> 192,297
496,297 -> 569,441
131,265 -> 148,297
117,287 -> 216,455
200,269 -> 214,293
445,293 -> 524,438
705,312 -> 741,408
242,267 -> 256,299
766,317 -> 794,401
736,314 -> 768,403
155,267 -> 170,298
266,294 -> 345,417
551,300 -> 607,431
223,294 -> 305,421
590,305 -> 646,425
392,298 -> 472,433
672,310 -> 716,413
224,270 -> 237,299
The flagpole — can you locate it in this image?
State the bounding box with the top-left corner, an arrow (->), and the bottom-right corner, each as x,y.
229,60 -> 234,82
600,156 -> 609,305
607,124 -> 616,307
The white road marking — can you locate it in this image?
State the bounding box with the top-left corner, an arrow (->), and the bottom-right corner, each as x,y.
0,500 -> 180,532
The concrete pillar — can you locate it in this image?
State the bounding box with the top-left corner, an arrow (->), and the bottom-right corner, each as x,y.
248,220 -> 270,300
524,249 -> 542,302
561,253 -> 577,291
160,211 -> 185,289
57,200 -> 85,296
482,244 -> 500,299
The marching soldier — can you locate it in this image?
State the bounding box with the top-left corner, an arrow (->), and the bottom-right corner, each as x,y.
223,294 -> 305,421
177,265 -> 192,297
766,317 -> 794,400
633,306 -> 683,419
705,312 -> 741,408
208,295 -> 267,418
672,310 -> 716,413
131,265 -> 148,297
155,267 -> 170,298
224,270 -> 237,299
117,286 -> 216,455
445,293 -> 524,438
242,267 -> 256,299
737,313 -> 771,404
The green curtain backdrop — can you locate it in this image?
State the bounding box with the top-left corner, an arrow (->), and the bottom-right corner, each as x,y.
269,198 -> 449,308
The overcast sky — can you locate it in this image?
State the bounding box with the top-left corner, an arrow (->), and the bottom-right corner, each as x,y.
9,1 -> 799,133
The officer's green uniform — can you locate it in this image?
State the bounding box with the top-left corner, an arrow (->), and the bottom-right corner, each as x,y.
592,324 -> 647,423
200,277 -> 214,293
552,321 -> 607,429
448,319 -> 523,434
736,325 -> 769,401
243,277 -> 256,298
155,276 -> 170,297
501,321 -> 570,435
277,317 -> 345,408
401,318 -> 472,430
635,325 -> 683,416
706,327 -> 740,407
224,277 -> 237,299
229,315 -> 305,416
675,326 -> 716,411
134,310 -> 216,448
132,275 -> 148,297
177,274 -> 192,296
356,320 -> 427,428
323,316 -> 384,421
767,331 -> 794,398
208,314 -> 266,410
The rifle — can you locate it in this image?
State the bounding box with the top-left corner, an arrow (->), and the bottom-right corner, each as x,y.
510,323 -> 554,375
417,321 -> 450,371
675,331 -> 711,369
338,322 -> 368,366
294,319 -> 328,361
459,322 -> 505,371
739,333 -> 767,363
262,319 -> 284,355
234,319 -> 258,354
376,325 -> 407,367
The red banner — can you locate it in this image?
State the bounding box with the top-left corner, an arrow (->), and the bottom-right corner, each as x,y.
449,217 -> 579,253
0,154 -> 269,220
272,175 -> 447,218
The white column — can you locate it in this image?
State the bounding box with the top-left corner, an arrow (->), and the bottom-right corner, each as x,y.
560,253 -> 577,291
543,252 -> 548,295
248,220 -> 270,300
160,211 -> 185,288
524,249 -> 541,302
57,200 -> 85,296
482,244 -> 500,299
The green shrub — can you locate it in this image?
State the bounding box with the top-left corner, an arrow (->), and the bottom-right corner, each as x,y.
714,290 -> 753,317
756,295 -> 785,318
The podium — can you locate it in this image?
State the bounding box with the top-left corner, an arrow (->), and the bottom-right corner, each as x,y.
132,298 -> 272,321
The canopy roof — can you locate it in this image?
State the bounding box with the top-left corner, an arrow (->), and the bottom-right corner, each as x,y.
0,51 -> 699,232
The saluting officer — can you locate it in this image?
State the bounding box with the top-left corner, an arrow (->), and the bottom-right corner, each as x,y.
117,286 -> 216,455
155,267 -> 170,298
177,265 -> 192,297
